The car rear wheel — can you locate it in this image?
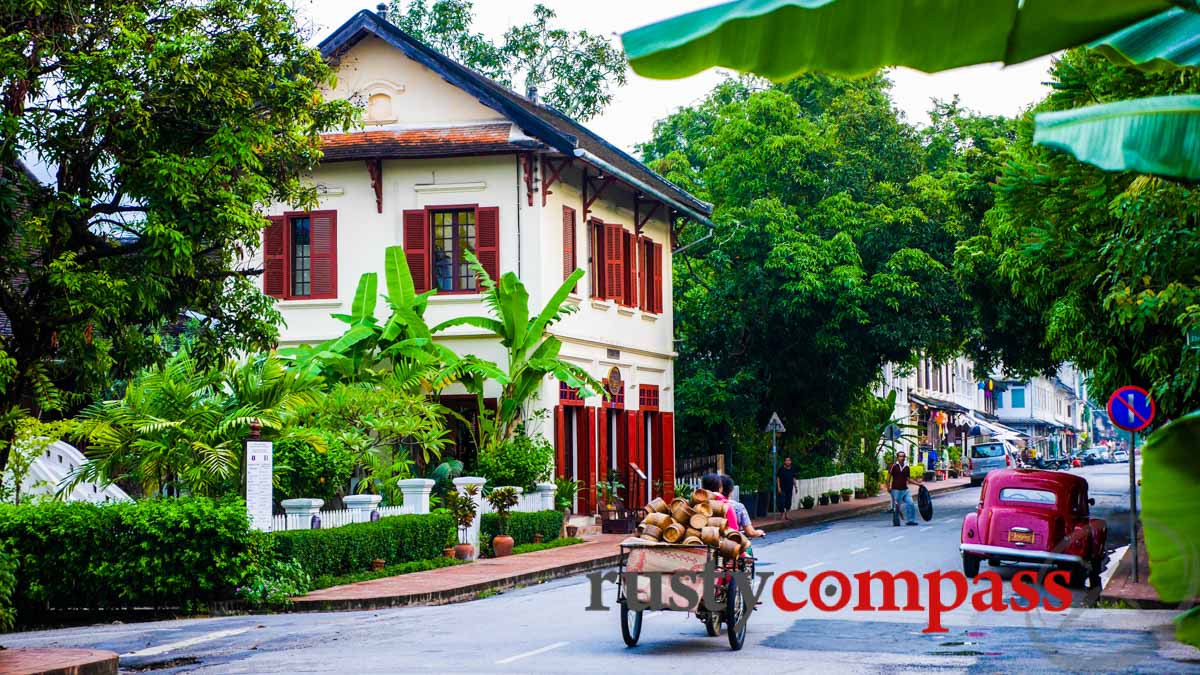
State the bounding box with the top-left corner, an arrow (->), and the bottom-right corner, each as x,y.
963,554 -> 981,578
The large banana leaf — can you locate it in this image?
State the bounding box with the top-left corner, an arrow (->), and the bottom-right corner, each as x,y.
1033,95 -> 1200,180
523,269 -> 585,355
621,0 -> 1170,81
1142,409 -> 1200,647
349,273 -> 378,323
1089,6 -> 1200,72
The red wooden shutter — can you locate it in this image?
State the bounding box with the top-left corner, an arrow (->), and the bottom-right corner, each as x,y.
638,237 -> 648,311
554,406 -> 566,480
624,410 -> 638,506
590,220 -> 605,298
653,242 -> 664,313
622,231 -> 637,307
604,223 -> 624,301
562,206 -> 576,285
263,216 -> 286,298
403,209 -> 430,293
580,407 -> 596,513
309,210 -> 337,299
660,413 -> 675,500
596,409 -> 609,487
476,206 -> 500,285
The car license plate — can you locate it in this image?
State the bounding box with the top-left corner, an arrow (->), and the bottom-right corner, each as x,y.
1008,530 -> 1035,544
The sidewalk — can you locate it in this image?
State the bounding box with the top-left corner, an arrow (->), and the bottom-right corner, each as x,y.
292,478 -> 973,612
1101,527 -> 1196,609
292,534 -> 626,612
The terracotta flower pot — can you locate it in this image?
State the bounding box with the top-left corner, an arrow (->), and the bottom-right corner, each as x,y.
444,547 -> 455,558
371,558 -> 386,571
454,543 -> 475,561
533,533 -> 544,544
492,535 -> 515,558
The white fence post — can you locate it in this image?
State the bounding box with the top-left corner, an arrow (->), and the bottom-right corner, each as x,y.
397,478 -> 435,514
280,498 -> 323,531
342,494 -> 382,523
534,482 -> 556,511
454,476 -> 487,560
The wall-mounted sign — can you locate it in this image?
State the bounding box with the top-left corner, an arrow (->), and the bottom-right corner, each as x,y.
607,366 -> 622,396
245,440 -> 273,531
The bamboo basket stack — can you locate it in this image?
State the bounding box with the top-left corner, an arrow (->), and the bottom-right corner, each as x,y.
635,489 -> 748,559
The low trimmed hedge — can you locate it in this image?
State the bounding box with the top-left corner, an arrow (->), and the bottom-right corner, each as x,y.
272,512 -> 453,578
512,537 -> 582,555
310,556 -> 464,591
0,498 -> 254,617
480,510 -> 563,556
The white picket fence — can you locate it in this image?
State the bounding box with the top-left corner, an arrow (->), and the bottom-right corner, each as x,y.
790,472 -> 865,509
271,503 -> 417,532
680,471 -> 865,511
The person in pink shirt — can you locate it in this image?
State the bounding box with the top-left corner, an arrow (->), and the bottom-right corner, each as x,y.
701,473 -> 739,531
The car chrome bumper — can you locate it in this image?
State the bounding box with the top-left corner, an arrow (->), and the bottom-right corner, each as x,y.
960,543 -> 1083,565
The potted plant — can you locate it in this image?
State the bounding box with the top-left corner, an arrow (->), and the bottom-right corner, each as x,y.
854,487 -> 868,500
486,487 -> 520,557
839,488 -> 853,502
801,495 -> 815,510
596,473 -> 626,512
829,490 -> 841,505
817,492 -> 830,506
371,558 -> 386,571
554,477 -> 582,539
446,484 -> 480,560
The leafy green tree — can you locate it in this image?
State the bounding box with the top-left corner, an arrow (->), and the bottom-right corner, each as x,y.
642,73 -> 984,470
961,48 -> 1200,416
388,0 -> 627,121
0,0 -> 356,470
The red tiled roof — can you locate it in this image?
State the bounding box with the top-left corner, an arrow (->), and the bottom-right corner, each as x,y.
319,123 -> 539,161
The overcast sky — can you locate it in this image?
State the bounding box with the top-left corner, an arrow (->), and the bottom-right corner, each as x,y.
300,1 -> 1055,153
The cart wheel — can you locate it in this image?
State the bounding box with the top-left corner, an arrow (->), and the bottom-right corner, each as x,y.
620,601 -> 642,647
704,611 -> 721,637
725,576 -> 748,651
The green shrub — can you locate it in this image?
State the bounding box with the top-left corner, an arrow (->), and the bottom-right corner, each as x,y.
235,531 -> 311,609
800,495 -> 815,509
477,433 -> 554,491
272,512 -> 453,579
310,557 -> 464,591
0,543 -> 16,631
273,436 -> 356,504
511,537 -> 582,555
910,464 -> 926,480
0,498 -> 253,617
480,510 -> 563,556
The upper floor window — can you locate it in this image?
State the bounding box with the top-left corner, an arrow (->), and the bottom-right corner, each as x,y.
432,209 -> 476,293
1011,387 -> 1026,408
402,206 -> 499,294
263,211 -> 337,300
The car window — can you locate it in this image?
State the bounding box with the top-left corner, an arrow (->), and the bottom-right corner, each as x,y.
999,488 -> 1056,506
971,444 -> 1004,458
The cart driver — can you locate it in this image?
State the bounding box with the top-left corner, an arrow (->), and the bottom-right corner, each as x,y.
701,473 -> 741,532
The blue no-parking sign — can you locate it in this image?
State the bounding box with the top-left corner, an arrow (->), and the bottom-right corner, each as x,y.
1106,385 -> 1155,432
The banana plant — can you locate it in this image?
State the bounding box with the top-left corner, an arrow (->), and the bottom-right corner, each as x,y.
281,245 -> 458,390
432,254 -> 604,454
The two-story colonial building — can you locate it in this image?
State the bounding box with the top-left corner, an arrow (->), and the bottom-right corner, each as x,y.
259,10 -> 711,513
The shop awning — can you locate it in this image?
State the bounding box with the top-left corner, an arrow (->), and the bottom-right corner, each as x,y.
963,413 -> 1024,442
909,393 -> 968,414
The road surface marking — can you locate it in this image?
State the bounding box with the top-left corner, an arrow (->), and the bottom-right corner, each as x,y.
920,527 -> 932,532
942,518 -> 958,524
122,628 -> 251,657
802,561 -> 825,570
495,641 -> 569,665
888,536 -> 904,542
850,547 -> 870,555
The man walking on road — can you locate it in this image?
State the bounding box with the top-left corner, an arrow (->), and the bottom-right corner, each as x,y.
889,451 -> 921,526
776,456 -> 797,520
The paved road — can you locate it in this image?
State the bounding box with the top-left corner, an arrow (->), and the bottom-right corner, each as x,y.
6,463 -> 1198,673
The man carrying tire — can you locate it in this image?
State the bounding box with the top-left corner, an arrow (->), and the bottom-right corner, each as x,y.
889,451 -> 921,527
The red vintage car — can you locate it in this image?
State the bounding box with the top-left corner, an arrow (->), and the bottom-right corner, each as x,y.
960,469 -> 1106,587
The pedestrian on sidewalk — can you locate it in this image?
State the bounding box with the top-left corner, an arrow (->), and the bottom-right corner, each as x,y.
889,451 -> 921,526
720,474 -> 764,539
776,456 -> 797,520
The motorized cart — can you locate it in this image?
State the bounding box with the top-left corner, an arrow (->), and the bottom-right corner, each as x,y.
616,541 -> 756,651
